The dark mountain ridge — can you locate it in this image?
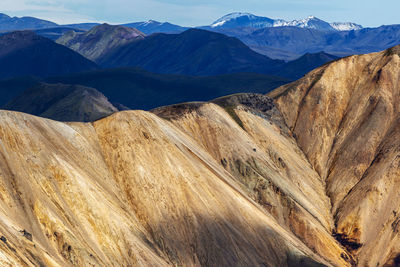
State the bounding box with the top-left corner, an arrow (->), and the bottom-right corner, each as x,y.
3,83 -> 118,122
98,28 -> 285,75
274,51 -> 339,79
0,31 -> 98,79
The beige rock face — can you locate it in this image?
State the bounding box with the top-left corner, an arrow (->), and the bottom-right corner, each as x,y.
154,99 -> 350,266
270,45 -> 400,266
0,110 -> 330,266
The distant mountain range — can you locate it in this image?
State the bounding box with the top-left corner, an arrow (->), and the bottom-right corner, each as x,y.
98,28 -> 284,76
236,25 -> 400,59
58,24 -> 337,79
208,13 -> 362,31
3,12 -> 400,60
0,12 -> 362,33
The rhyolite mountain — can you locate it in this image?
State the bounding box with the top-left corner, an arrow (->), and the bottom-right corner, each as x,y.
98,29 -> 285,75
0,68 -> 290,110
56,24 -> 146,62
267,43 -> 400,266
0,94 -> 335,266
3,44 -> 400,266
3,83 -> 118,122
0,13 -> 58,31
0,31 -> 98,79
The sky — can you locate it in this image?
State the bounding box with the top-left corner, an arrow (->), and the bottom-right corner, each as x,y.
0,0 -> 399,27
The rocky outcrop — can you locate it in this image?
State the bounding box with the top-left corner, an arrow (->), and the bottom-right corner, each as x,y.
270,44 -> 400,266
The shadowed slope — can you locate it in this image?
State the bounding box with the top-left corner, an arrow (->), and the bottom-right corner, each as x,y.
0,31 -> 98,79
3,83 -> 118,122
99,29 -> 284,75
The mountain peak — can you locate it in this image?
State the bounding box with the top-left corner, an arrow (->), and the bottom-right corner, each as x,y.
211,12 -> 274,28
145,20 -> 161,25
57,23 -> 145,62
0,30 -> 98,79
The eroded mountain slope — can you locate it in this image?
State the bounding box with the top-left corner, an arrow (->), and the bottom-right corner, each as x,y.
0,109 -> 330,266
269,45 -> 400,266
154,95 -> 351,266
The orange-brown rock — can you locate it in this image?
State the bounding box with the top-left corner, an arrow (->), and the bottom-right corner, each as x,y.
270,45 -> 400,266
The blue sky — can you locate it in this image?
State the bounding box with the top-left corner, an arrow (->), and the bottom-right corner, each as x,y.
0,0 -> 398,27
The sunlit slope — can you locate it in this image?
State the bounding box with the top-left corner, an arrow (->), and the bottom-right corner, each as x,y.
0,110 -> 328,266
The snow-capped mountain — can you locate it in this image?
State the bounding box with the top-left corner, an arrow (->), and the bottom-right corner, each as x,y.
211,12 -> 275,28
211,13 -> 363,31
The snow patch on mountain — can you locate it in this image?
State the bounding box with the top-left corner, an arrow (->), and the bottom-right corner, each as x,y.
330,22 -> 363,31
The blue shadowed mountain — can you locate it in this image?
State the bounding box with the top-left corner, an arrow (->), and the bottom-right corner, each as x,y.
0,31 -> 98,79
97,28 -> 285,76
